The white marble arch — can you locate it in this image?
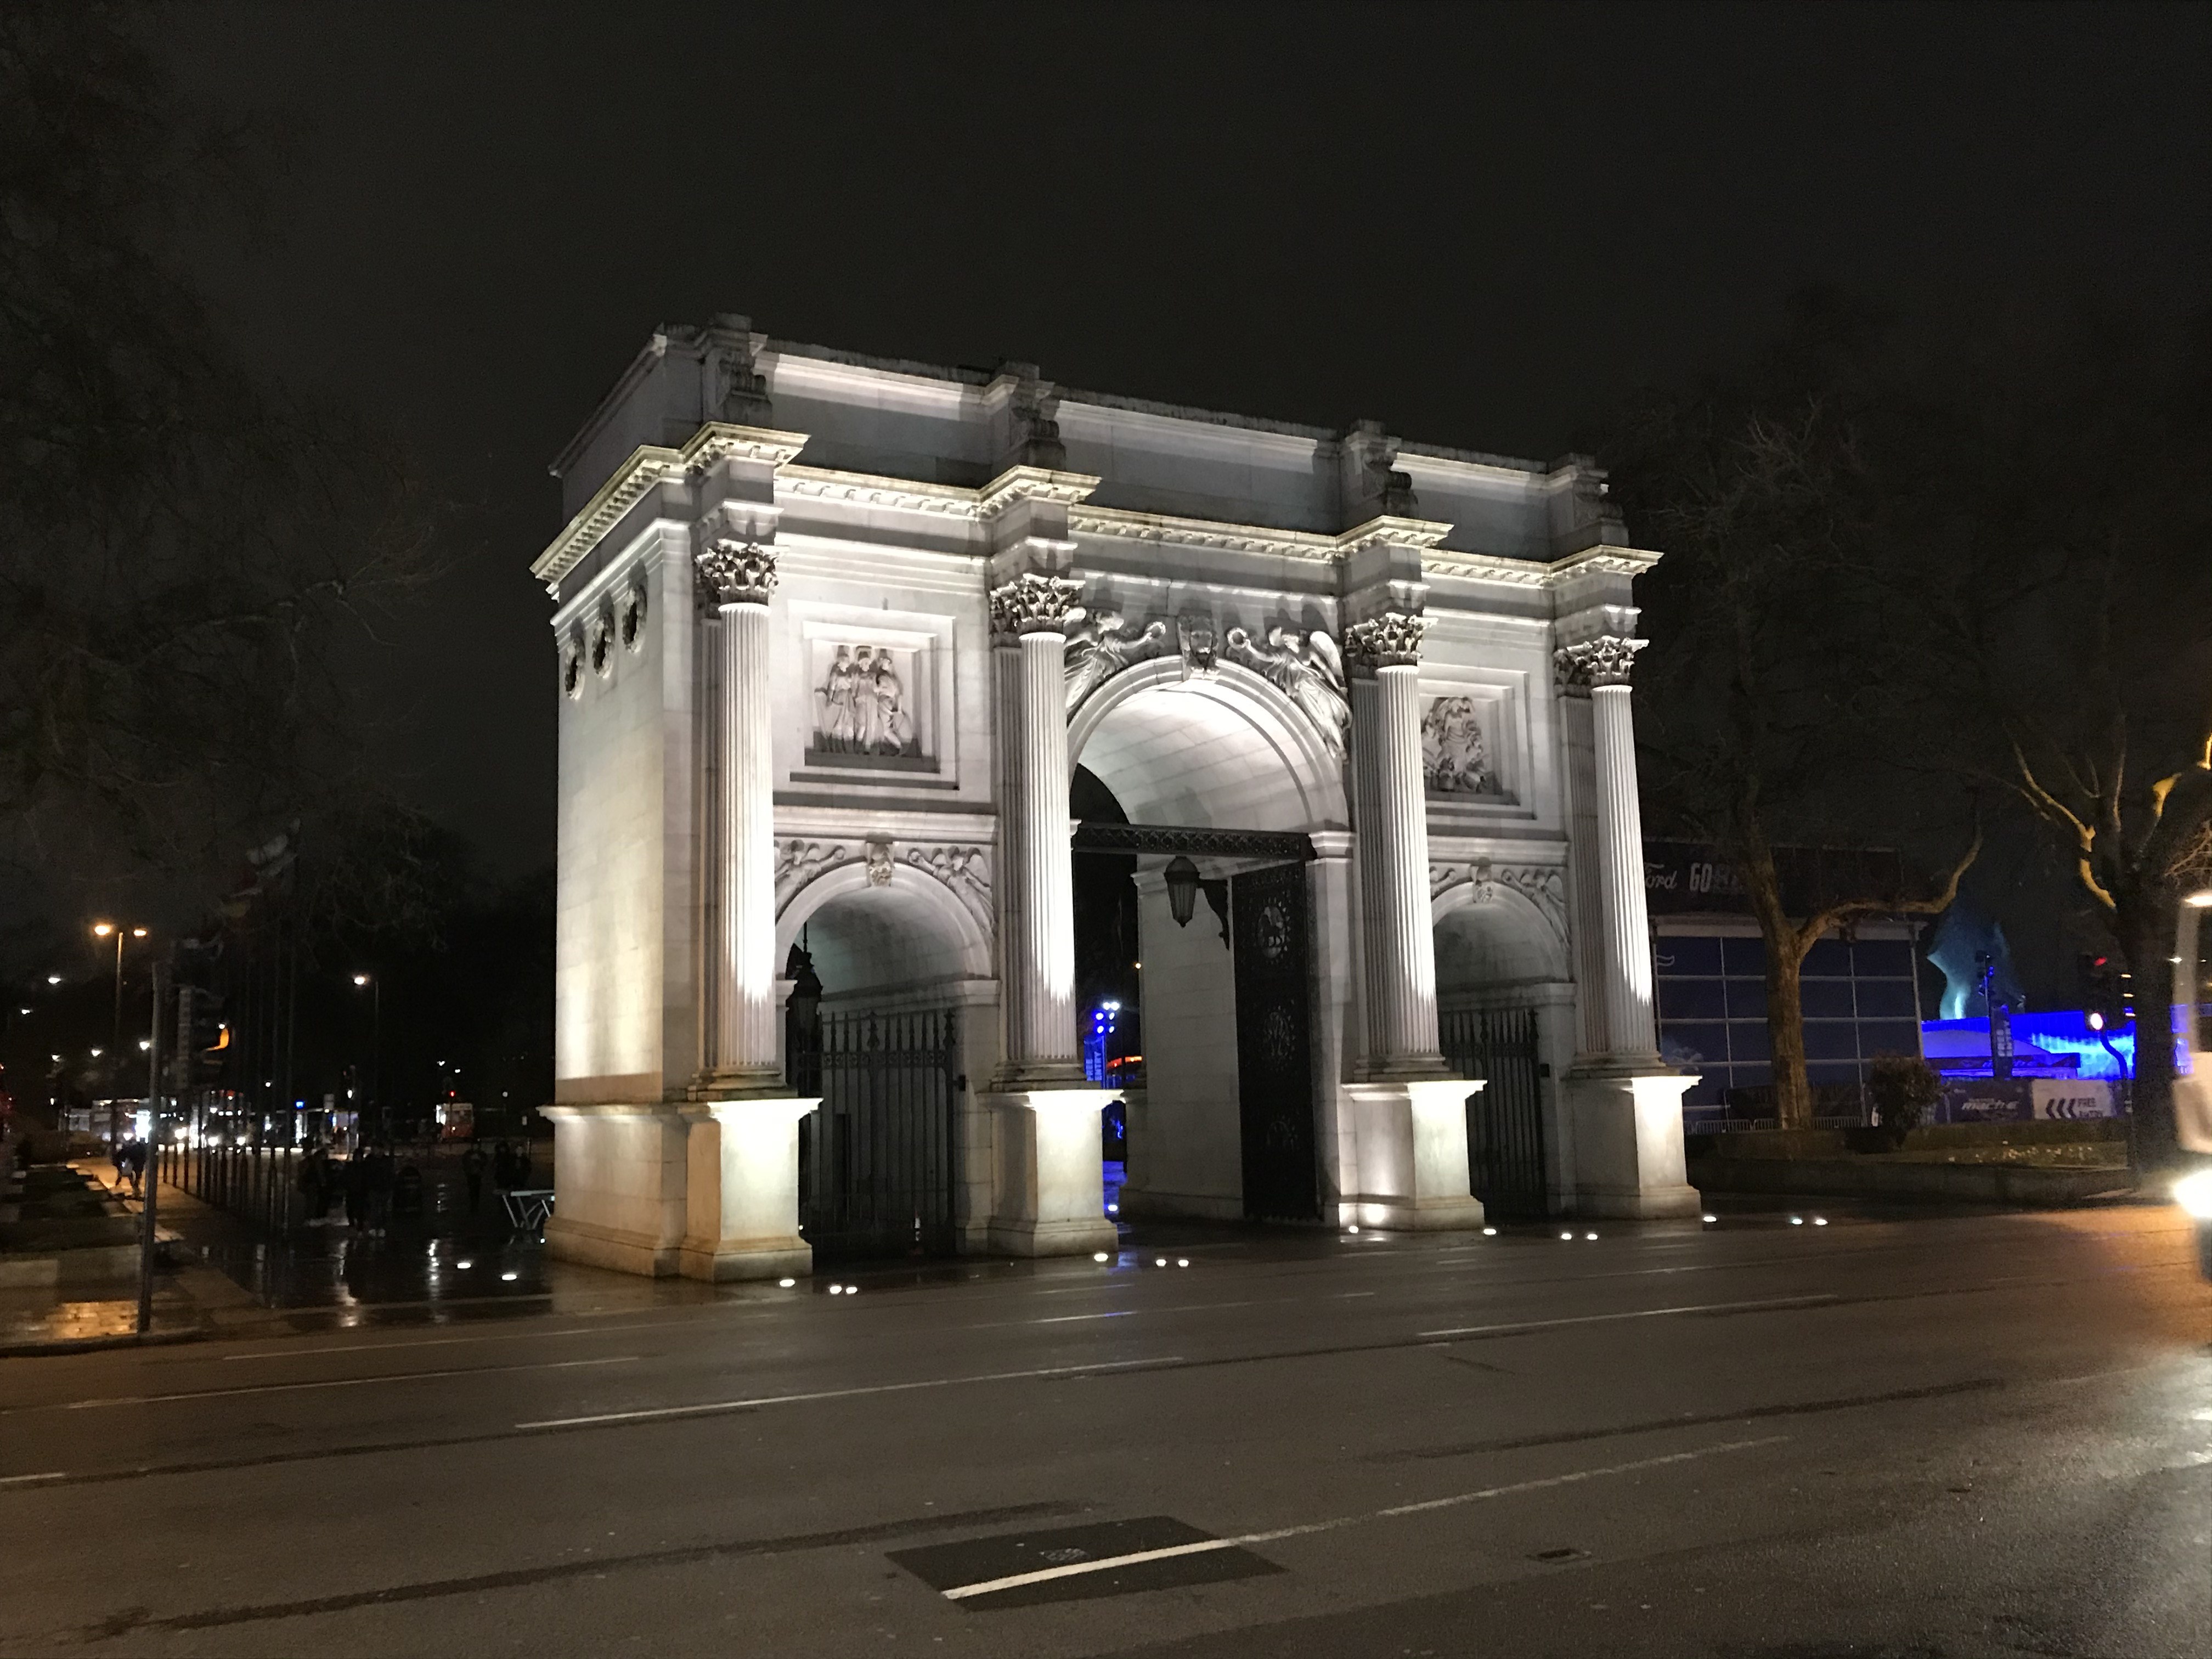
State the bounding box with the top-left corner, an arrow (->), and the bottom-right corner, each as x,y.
1069,657 -> 1350,833
536,321 -> 1694,1273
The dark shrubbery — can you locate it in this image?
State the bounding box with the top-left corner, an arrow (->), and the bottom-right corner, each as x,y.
1866,1052 -> 1943,1149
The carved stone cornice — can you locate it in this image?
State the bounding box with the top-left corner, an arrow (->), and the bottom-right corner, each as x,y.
977,466 -> 1102,522
1333,515 -> 1455,558
1069,507 -> 1342,563
779,466 -> 981,520
1553,634 -> 1645,695
693,540 -> 778,608
1344,611 -> 1429,674
531,422 -> 810,592
989,572 -> 1085,641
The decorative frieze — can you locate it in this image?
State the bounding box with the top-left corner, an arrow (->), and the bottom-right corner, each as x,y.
864,838 -> 895,887
1420,696 -> 1502,796
1063,608 -> 1170,712
693,539 -> 778,608
1344,611 -> 1427,674
989,573 -> 1084,641
1430,859 -> 1568,938
1553,634 -> 1645,695
812,645 -> 919,758
774,839 -> 849,905
772,836 -> 994,930
1224,625 -> 1350,757
1176,614 -> 1218,676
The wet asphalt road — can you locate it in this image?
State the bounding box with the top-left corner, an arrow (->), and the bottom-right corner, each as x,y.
1,1204 -> 2207,1658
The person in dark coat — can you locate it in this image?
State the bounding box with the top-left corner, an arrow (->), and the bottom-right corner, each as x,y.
296,1144 -> 328,1224
461,1141 -> 488,1213
342,1153 -> 367,1229
363,1144 -> 396,1237
492,1141 -> 517,1193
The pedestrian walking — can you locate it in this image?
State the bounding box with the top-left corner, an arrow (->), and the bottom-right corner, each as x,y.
297,1144 -> 329,1225
461,1141 -> 487,1213
342,1153 -> 367,1229
492,1140 -> 517,1193
364,1144 -> 396,1237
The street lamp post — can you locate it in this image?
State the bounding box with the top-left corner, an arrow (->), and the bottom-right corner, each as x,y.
92,922 -> 147,1149
353,974 -> 381,1140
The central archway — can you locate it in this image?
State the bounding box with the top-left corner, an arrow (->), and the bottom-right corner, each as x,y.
1070,661 -> 1350,1223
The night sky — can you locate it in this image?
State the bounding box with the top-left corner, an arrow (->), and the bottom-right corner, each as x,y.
158,2 -> 2210,879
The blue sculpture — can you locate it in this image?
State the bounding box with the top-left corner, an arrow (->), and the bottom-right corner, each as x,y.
1926,904 -> 2025,1019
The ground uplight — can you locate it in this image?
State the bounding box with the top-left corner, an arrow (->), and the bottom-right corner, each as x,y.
1093,1251 -> 1110,1263
778,1277 -> 795,1288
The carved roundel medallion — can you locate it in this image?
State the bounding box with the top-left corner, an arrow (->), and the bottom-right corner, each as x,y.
561,635 -> 585,699
590,609 -> 616,679
619,584 -> 648,653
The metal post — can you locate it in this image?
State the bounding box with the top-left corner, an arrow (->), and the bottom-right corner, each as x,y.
137,960 -> 167,1336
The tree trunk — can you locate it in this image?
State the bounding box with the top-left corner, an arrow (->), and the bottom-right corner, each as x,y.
2116,889 -> 2180,1175
1735,833 -> 1816,1131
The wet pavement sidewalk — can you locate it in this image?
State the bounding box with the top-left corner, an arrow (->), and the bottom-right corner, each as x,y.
1,1150 -> 725,1352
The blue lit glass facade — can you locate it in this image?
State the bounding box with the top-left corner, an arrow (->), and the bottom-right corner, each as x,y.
1655,929 -> 1923,1108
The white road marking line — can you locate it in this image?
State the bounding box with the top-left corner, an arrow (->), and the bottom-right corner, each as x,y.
218,1319 -> 702,1361
516,1357 -> 1183,1430
52,1355 -> 639,1411
1419,1294 -> 1837,1339
0,1472 -> 66,1486
941,1436 -> 1790,1600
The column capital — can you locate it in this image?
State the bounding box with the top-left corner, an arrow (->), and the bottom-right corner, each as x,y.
1343,611 -> 1428,676
693,538 -> 777,608
1553,633 -> 1645,696
990,572 -> 1085,642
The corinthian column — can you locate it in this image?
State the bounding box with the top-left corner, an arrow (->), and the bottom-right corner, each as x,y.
695,537 -> 782,1090
1556,634 -> 1657,1060
992,572 -> 1086,1085
1345,611 -> 1446,1076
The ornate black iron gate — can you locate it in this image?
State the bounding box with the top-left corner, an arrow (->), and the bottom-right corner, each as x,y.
1231,861 -> 1319,1221
789,1006 -> 960,1261
1440,1006 -> 1548,1216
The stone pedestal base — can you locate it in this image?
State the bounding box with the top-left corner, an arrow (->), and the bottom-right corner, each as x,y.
985,1087 -> 1120,1257
1565,1068 -> 1703,1218
1336,1078 -> 1488,1231
678,1097 -> 816,1282
541,1104 -> 689,1277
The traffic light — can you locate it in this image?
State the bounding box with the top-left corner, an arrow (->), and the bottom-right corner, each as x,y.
176,986 -> 229,1080
2078,952 -> 2133,1025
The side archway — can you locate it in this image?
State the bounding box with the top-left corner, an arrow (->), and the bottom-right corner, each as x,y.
1069,657 -> 1349,831
775,860 -> 993,997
